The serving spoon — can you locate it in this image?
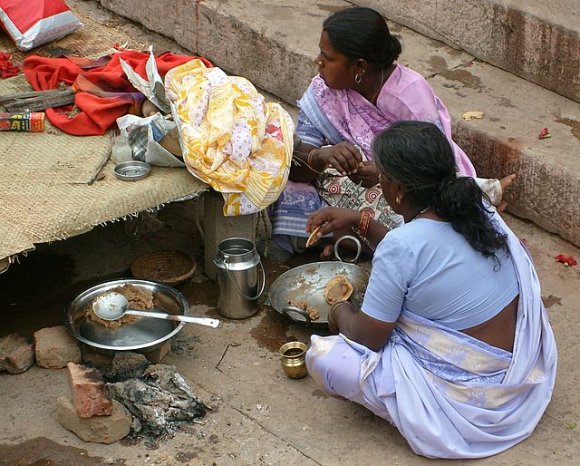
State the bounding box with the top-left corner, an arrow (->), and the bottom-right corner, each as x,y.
92,292 -> 220,328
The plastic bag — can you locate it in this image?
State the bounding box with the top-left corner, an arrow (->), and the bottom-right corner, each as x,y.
116,113 -> 185,168
0,0 -> 83,51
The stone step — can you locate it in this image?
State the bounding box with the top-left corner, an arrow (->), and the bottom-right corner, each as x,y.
356,0 -> 580,104
98,0 -> 580,247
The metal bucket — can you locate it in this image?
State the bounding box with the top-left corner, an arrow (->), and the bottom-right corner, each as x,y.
213,237 -> 265,319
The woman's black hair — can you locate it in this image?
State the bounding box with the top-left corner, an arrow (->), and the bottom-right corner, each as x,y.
323,7 -> 401,70
373,121 -> 508,262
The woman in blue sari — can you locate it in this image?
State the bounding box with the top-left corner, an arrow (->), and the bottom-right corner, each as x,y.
305,121 -> 557,459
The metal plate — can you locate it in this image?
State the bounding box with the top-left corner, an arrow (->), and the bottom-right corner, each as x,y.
65,279 -> 188,352
114,160 -> 151,181
268,262 -> 370,326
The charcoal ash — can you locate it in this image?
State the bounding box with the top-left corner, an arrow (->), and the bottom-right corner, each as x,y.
107,364 -> 207,441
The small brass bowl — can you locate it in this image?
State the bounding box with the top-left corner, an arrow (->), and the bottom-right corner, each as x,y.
279,341 -> 308,379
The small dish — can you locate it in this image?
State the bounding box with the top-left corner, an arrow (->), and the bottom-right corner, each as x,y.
114,161 -> 151,181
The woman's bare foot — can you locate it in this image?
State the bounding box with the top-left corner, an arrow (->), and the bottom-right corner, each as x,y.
497,174 -> 516,212
497,200 -> 509,213
500,174 -> 516,193
321,243 -> 334,260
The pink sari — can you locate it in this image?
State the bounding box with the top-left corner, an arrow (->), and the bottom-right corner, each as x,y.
309,64 -> 476,175
269,65 -> 476,239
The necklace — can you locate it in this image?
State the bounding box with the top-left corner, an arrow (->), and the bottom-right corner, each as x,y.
408,206 -> 431,222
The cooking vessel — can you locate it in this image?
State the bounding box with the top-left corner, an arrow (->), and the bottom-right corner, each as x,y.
65,278 -> 188,354
268,236 -> 370,327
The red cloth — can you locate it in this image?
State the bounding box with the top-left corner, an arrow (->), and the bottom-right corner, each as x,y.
23,50 -> 213,135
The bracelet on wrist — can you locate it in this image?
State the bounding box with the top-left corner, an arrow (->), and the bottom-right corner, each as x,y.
356,209 -> 373,238
307,148 -> 318,168
328,300 -> 349,323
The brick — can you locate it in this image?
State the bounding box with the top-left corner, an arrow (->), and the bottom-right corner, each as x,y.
81,343 -> 114,369
67,363 -> 113,418
56,396 -> 131,444
0,333 -> 34,374
34,326 -> 81,369
144,339 -> 171,364
111,352 -> 150,380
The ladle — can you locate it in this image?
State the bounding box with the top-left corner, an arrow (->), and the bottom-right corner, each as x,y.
92,292 -> 220,328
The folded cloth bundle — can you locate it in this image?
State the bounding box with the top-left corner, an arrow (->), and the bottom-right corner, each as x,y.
165,59 -> 294,215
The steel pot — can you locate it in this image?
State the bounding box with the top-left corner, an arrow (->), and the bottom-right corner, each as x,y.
65,278 -> 188,354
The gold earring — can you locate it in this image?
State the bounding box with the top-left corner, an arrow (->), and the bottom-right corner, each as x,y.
395,196 -> 401,205
355,73 -> 362,84
317,61 -> 323,66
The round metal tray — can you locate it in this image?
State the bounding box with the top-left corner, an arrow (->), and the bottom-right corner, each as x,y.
114,160 -> 151,181
269,261 -> 369,327
65,279 -> 188,353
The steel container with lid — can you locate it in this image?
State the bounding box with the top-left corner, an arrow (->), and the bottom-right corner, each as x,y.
213,237 -> 264,319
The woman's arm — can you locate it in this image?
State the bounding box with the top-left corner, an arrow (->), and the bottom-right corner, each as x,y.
307,207 -> 389,252
290,142 -> 322,182
291,142 -> 364,183
328,301 -> 396,352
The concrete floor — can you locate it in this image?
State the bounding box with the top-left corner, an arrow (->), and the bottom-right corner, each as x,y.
1,198 -> 579,465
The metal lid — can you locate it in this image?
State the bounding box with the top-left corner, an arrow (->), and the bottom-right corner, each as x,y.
114,160 -> 151,181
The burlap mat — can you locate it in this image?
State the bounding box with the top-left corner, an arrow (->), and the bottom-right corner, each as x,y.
0,7 -> 208,273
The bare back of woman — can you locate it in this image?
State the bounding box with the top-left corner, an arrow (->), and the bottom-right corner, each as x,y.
462,296 -> 518,352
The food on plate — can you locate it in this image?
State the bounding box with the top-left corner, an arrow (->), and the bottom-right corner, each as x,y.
86,284 -> 154,328
307,307 -> 321,321
324,275 -> 354,305
287,299 -> 321,321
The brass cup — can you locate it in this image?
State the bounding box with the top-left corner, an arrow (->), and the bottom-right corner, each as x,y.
279,341 -> 308,379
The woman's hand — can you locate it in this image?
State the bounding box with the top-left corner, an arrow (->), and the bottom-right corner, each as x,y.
307,207 -> 360,238
307,207 -> 361,259
348,161 -> 379,188
317,142 -> 363,176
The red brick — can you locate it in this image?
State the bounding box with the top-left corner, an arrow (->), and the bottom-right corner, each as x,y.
0,333 -> 34,374
67,363 -> 113,418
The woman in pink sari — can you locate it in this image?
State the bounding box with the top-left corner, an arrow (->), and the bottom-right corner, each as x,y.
268,7 -> 510,259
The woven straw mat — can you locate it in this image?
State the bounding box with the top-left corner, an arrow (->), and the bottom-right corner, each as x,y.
0,16 -> 208,273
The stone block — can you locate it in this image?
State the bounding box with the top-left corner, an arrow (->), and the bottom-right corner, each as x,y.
358,0 -> 580,103
0,333 -> 34,374
34,326 -> 81,369
144,339 -> 171,364
56,396 -> 131,444
203,190 -> 258,280
111,352 -> 150,380
67,363 -> 113,418
81,344 -> 114,369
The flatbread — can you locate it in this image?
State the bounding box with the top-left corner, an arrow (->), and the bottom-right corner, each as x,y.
324,275 -> 353,305
306,225 -> 322,248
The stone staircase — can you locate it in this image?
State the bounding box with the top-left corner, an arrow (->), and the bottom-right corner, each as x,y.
99,0 -> 580,246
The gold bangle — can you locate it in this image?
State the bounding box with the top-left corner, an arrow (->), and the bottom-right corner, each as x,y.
328,300 -> 349,322
307,148 -> 317,168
